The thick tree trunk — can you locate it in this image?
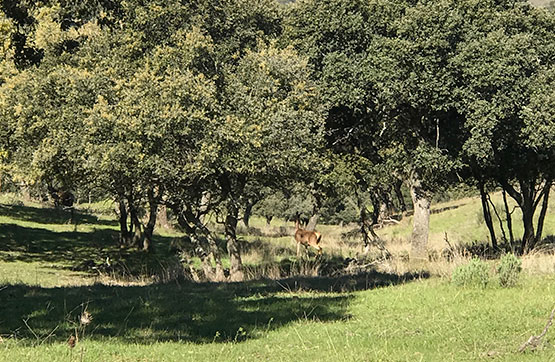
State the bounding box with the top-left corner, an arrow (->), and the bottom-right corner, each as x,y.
242,199 -> 254,228
409,172 -> 430,262
306,196 -> 322,231
199,192 -> 211,225
174,207 -> 225,281
478,180 -> 498,250
174,211 -> 211,277
225,201 -> 243,281
189,206 -> 225,281
206,234 -> 225,281
370,192 -> 381,225
520,181 -> 536,253
20,182 -> 31,202
306,213 -> 320,231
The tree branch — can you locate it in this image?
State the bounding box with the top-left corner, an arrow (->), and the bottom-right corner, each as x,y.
519,308 -> 555,352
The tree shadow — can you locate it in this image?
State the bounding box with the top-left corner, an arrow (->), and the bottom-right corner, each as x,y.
0,223 -> 176,275
0,203 -> 117,227
431,204 -> 461,215
0,266 -> 425,345
244,255 -> 428,292
533,235 -> 555,253
0,280 -> 352,345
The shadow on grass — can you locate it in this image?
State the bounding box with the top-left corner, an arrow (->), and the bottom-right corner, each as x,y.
270,270 -> 428,292
0,203 -> 117,227
0,223 -> 177,276
0,268 -> 424,345
0,201 -> 428,345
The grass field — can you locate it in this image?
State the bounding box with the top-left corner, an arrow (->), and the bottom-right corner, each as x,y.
1,193 -> 555,361
530,0 -> 554,8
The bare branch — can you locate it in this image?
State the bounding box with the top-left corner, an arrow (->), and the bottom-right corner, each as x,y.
519,307 -> 555,352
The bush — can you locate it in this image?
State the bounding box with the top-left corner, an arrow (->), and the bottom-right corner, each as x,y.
497,253 -> 522,288
452,257 -> 490,288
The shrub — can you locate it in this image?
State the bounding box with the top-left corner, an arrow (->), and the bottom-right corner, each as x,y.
497,253 -> 522,288
452,257 -> 490,288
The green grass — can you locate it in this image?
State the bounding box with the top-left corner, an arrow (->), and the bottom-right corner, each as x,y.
377,192 -> 555,250
1,195 -> 555,360
529,0 -> 554,8
0,200 -> 187,286
1,276 -> 554,361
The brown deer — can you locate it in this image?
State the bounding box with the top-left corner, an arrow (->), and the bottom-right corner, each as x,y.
294,218 -> 323,257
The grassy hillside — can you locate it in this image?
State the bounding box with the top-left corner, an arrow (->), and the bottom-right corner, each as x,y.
1,193 -> 555,360
530,0 -> 554,7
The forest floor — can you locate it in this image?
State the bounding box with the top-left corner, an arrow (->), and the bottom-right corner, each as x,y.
1,192 -> 555,361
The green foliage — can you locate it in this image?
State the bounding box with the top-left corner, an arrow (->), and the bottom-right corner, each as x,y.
252,190 -> 288,223
452,258 -> 490,288
218,43 -> 325,178
497,253 -> 522,288
320,195 -> 359,225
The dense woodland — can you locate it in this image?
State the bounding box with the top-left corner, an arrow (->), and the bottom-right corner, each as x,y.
0,0 -> 554,282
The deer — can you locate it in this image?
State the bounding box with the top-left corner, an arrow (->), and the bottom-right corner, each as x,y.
294,217 -> 323,257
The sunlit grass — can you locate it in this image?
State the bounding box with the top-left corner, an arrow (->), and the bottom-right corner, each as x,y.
376,192 -> 555,254
2,276 -> 554,361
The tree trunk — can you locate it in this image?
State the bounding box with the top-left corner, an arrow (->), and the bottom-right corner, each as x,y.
265,215 -> 273,226
535,180 -> 552,247
355,190 -> 371,253
225,201 -> 243,281
143,189 -> 159,252
128,201 -> 144,250
219,174 -> 246,281
242,199 -> 254,228
199,192 -> 211,225
360,204 -> 371,254
409,172 -> 430,262
478,180 -> 498,250
499,178 -> 551,254
174,206 -> 225,281
118,200 -> 132,247
370,192 -> 381,225
20,182 -> 31,202
394,179 -> 407,216
379,201 -> 389,223
306,213 -> 320,231
306,196 -> 321,231
487,195 -> 506,247
157,204 -> 170,229
502,189 -> 515,250
520,180 -> 536,253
